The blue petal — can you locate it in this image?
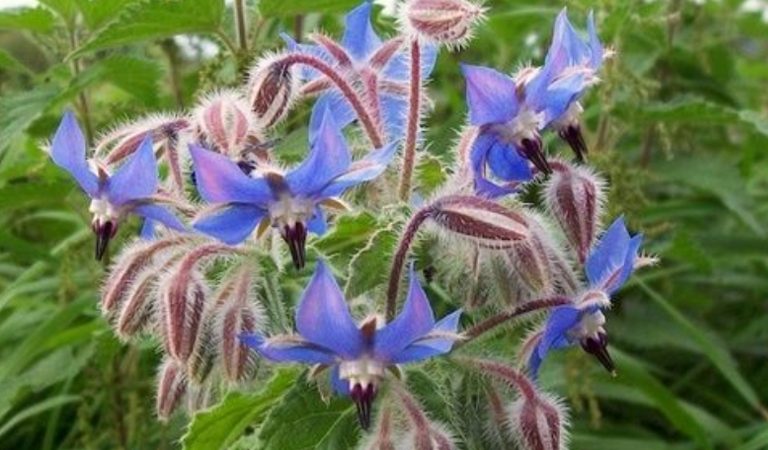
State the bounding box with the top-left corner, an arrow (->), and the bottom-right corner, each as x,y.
341,2 -> 382,61
380,94 -> 407,141
462,64 -> 519,126
240,334 -> 336,364
106,135 -> 158,205
383,42 -> 438,82
50,111 -> 99,197
331,365 -> 350,395
318,142 -> 397,198
295,261 -> 364,359
139,219 -> 155,240
373,267 -> 436,362
605,234 -> 643,294
132,204 -> 186,232
390,309 -> 462,364
287,105 -> 351,196
532,306 -> 582,377
189,144 -> 273,204
542,71 -> 587,125
193,204 -> 266,245
470,132 -> 518,198
587,11 -> 604,69
307,207 -> 328,235
486,139 -> 533,182
585,216 -> 631,289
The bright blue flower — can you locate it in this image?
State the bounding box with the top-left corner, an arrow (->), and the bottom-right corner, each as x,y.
282,1 -> 437,141
241,261 -> 461,429
529,217 -> 642,378
49,111 -> 186,260
190,102 -> 396,268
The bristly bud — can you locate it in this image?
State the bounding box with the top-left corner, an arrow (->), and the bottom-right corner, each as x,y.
214,266 -> 263,383
186,382 -> 213,414
428,195 -> 530,249
193,90 -> 259,156
401,0 -> 486,49
96,113 -> 190,165
187,309 -> 217,385
543,161 -> 605,264
361,407 -> 396,450
156,358 -> 188,421
507,391 -> 569,450
247,54 -> 299,129
501,213 -> 558,296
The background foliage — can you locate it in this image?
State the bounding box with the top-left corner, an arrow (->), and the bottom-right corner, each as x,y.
1,0 -> 767,449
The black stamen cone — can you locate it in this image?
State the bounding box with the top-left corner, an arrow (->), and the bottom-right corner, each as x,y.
581,333 -> 615,375
350,382 -> 377,430
94,221 -> 116,261
558,124 -> 587,162
281,222 -> 307,269
519,137 -> 551,175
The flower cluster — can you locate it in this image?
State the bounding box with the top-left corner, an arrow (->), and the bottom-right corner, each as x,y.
48,0 -> 653,446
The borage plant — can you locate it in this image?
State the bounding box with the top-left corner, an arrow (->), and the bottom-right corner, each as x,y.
48,1 -> 656,448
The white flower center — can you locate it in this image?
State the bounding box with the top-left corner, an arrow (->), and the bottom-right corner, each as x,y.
493,106 -> 545,144
338,358 -> 386,390
571,310 -> 605,341
551,101 -> 584,130
89,198 -> 119,225
268,194 -> 314,229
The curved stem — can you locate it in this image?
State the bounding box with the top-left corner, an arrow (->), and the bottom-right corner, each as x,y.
460,358 -> 537,400
280,53 -> 384,148
397,38 -> 422,201
385,207 -> 433,321
459,296 -> 570,345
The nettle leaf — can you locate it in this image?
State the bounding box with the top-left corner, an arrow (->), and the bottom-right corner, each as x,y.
259,0 -> 360,16
71,0 -> 225,58
0,86 -> 60,157
181,368 -> 299,450
0,7 -> 56,33
416,154 -> 448,196
344,224 -> 399,298
74,0 -> 143,31
314,212 -> 378,260
258,375 -> 359,450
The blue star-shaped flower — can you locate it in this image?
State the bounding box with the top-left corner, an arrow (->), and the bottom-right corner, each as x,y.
283,1 -> 437,141
190,101 -> 397,268
241,261 -> 461,429
49,111 -> 186,260
529,217 -> 643,377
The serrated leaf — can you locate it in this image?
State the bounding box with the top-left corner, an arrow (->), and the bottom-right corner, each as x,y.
416,154 -> 447,196
182,368 -> 300,450
0,7 -> 56,33
344,226 -> 398,298
259,0 -> 360,16
314,212 -> 378,258
0,86 -> 59,158
258,375 -> 359,450
74,0 -> 142,30
71,0 -> 225,58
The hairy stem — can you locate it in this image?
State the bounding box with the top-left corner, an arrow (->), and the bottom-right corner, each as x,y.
386,207 -> 433,321
460,296 -> 570,345
280,53 -> 384,148
397,39 -> 422,201
461,358 -> 537,400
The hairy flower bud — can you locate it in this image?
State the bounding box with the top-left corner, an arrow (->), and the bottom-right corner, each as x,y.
544,162 -> 604,264
96,113 -> 190,165
187,310 -> 217,385
507,392 -> 569,450
501,214 -> 558,296
401,0 -> 486,49
428,195 -> 530,248
247,54 -> 299,129
194,90 -> 258,156
186,382 -> 213,413
156,358 -> 187,421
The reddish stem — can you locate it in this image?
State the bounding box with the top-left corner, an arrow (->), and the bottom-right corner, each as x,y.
280,53 -> 383,148
397,39 -> 422,201
468,358 -> 538,400
385,207 -> 434,321
460,296 -> 571,344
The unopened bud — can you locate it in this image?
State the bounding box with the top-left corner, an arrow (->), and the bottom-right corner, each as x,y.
501,214 -> 557,295
247,54 -> 299,129
161,271 -> 207,363
402,0 -> 486,49
544,162 -> 604,264
186,382 -> 213,413
156,358 -> 188,421
429,195 -> 530,249
194,90 -> 258,156
187,311 -> 217,385
507,391 -> 569,450
96,113 -> 190,165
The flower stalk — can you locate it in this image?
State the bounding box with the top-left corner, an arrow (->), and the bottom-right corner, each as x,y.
398,38 -> 423,201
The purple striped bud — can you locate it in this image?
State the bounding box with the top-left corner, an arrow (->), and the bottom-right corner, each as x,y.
186,383 -> 213,413
156,358 -> 187,421
502,214 -> 558,296
507,392 -> 569,450
96,113 -> 190,166
428,195 -> 530,249
401,0 -> 486,49
544,162 -> 604,264
247,54 -> 299,129
187,310 -> 217,385
193,90 -> 258,156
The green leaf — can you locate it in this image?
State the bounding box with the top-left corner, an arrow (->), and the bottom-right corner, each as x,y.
0,7 -> 56,33
258,375 -> 359,450
314,212 -> 378,258
0,49 -> 33,75
182,368 -> 300,450
637,280 -> 765,416
415,154 -> 447,196
0,395 -> 80,439
71,0 -> 225,58
74,0 -> 143,30
344,226 -> 398,298
0,86 -> 60,159
259,0 -> 360,16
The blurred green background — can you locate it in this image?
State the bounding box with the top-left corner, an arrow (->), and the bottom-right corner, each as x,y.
1,0 -> 767,449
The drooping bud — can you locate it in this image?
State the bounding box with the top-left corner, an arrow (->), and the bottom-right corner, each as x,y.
401,0 -> 486,49
187,309 -> 217,385
186,382 -> 213,413
543,162 -> 604,264
507,391 -> 569,450
247,54 -> 299,129
193,90 -> 259,156
428,195 -> 530,249
96,113 -> 190,165
501,213 -> 558,296
156,358 -> 188,421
